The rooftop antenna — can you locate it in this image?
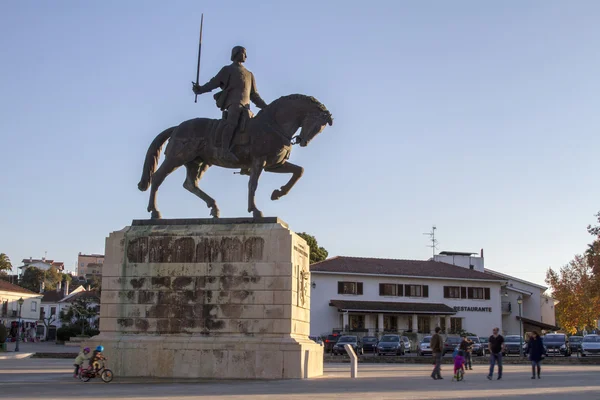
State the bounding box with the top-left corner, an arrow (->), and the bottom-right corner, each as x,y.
423,225 -> 438,258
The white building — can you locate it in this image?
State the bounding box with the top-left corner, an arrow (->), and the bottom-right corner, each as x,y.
18,257 -> 65,274
38,281 -> 86,340
310,251 -> 559,339
0,280 -> 43,340
310,256 -> 505,339
484,269 -> 559,335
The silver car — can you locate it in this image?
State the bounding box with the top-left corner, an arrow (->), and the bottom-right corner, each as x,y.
580,334 -> 600,357
417,336 -> 432,356
401,336 -> 412,353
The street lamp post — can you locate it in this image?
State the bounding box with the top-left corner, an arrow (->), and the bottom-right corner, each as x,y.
517,295 -> 523,357
15,297 -> 24,352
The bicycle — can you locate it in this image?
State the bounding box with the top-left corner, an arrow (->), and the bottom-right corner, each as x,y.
79,359 -> 114,383
453,368 -> 465,382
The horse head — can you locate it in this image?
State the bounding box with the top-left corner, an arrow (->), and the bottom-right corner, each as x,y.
295,97 -> 333,147
265,94 -> 333,147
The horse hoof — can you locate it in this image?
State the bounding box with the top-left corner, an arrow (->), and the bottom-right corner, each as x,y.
271,190 -> 282,201
151,210 -> 162,219
252,210 -> 263,219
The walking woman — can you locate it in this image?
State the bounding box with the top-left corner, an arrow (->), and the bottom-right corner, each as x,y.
528,331 -> 545,379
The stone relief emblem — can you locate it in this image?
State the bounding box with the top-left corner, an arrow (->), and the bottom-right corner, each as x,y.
298,266 -> 309,306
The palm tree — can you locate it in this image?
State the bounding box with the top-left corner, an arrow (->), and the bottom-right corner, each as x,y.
0,253 -> 12,272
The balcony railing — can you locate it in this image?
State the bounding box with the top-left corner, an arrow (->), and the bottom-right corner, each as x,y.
501,301 -> 512,314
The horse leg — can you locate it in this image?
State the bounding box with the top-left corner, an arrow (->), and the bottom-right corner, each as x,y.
248,158 -> 266,218
147,156 -> 181,219
183,161 -> 220,218
265,161 -> 304,201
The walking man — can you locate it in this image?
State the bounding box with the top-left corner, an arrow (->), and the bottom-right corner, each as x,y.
430,327 -> 444,380
487,327 -> 505,380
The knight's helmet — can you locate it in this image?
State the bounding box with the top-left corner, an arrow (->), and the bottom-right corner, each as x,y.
231,46 -> 246,62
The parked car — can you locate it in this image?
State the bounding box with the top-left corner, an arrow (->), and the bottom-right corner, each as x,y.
417,336 -> 432,356
401,336 -> 411,353
479,336 -> 489,353
324,333 -> 340,353
503,335 -> 523,356
362,336 -> 379,353
543,333 -> 571,357
309,336 -> 323,346
332,335 -> 363,356
579,334 -> 600,357
377,334 -> 405,356
569,336 -> 583,353
467,336 -> 484,356
443,336 -> 461,355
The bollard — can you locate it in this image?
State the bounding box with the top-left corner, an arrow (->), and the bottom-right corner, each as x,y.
344,344 -> 358,378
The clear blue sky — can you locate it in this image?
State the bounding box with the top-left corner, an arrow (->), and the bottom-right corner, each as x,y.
1,1 -> 599,286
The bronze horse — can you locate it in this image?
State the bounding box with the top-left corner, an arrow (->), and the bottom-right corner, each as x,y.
138,94 -> 333,219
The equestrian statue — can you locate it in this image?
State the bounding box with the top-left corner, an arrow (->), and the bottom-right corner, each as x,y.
137,45 -> 333,219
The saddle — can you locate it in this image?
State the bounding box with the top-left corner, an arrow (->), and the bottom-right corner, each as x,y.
215,107 -> 254,147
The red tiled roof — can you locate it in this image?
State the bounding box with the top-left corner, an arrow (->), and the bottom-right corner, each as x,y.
311,256 -> 504,281
0,280 -> 40,295
41,290 -> 65,303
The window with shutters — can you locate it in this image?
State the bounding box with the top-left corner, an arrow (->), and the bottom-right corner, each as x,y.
444,286 -> 461,299
383,315 -> 398,332
417,316 -> 431,333
338,281 -> 363,295
379,283 -> 403,297
450,317 -> 462,334
406,284 -> 427,297
349,315 -> 365,330
471,288 -> 484,299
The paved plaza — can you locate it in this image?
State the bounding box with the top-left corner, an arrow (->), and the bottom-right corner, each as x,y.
1,358 -> 600,399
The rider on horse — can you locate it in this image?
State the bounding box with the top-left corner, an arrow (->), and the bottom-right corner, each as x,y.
192,46 -> 268,165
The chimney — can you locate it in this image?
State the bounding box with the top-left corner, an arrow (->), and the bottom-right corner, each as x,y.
64,280 -> 70,296
57,280 -> 62,291
480,248 -> 484,258
40,281 -> 45,294
86,285 -> 91,291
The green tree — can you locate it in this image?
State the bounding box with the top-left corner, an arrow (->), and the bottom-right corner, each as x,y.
62,298 -> 99,335
44,267 -> 62,291
21,266 -> 46,292
297,232 -> 329,264
0,253 -> 12,272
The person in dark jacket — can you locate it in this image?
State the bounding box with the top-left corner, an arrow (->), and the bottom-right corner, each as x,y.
528,331 -> 545,379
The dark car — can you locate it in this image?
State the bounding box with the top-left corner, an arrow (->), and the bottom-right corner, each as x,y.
362,336 -> 379,353
332,335 -> 363,356
569,336 -> 583,353
443,336 -> 462,355
324,334 -> 340,353
544,333 -> 571,357
377,334 -> 405,356
503,335 -> 523,356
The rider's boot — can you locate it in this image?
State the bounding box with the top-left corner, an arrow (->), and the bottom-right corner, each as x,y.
220,125 -> 239,163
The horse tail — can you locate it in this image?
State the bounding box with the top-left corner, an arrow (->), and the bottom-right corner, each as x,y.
137,127 -> 175,192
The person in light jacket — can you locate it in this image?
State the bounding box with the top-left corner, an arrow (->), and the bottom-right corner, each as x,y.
73,347 -> 91,378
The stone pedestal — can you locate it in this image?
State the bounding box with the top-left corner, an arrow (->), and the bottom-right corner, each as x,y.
90,218 -> 323,379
